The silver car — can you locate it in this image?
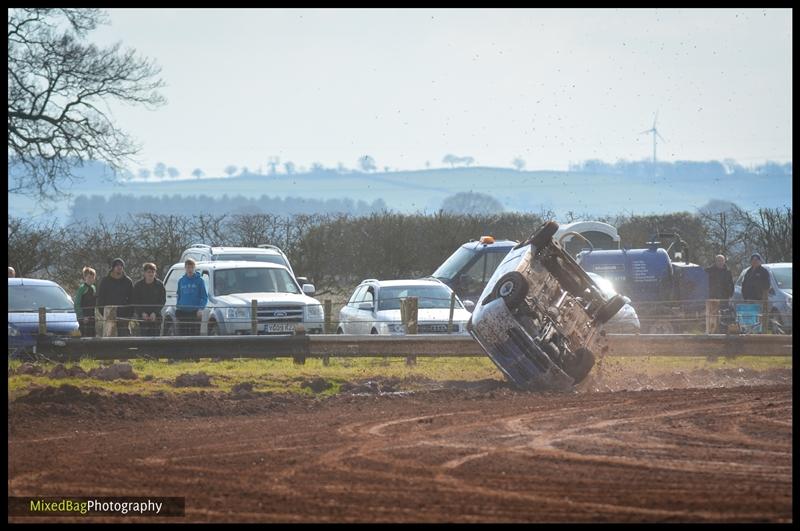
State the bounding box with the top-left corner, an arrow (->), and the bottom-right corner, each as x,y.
337,279 -> 472,335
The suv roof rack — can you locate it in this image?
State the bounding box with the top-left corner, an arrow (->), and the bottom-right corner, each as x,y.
257,244 -> 283,252
188,243 -> 212,250
361,278 -> 379,284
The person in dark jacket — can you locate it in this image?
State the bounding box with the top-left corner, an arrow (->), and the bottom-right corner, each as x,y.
175,258 -> 208,336
705,254 -> 734,300
741,253 -> 771,301
132,262 -> 167,337
97,258 -> 135,337
73,266 -> 97,337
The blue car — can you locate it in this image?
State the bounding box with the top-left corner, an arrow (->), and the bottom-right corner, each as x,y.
8,278 -> 80,357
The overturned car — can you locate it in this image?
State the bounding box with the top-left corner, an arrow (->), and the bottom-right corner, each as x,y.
467,221 -> 627,391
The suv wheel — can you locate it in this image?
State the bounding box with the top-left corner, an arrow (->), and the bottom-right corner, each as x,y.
163,318 -> 177,336
562,347 -> 595,383
530,221 -> 559,250
208,320 -> 219,336
493,271 -> 529,310
595,295 -> 626,324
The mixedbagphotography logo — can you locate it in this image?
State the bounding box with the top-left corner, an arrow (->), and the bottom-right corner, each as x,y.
8,497 -> 185,517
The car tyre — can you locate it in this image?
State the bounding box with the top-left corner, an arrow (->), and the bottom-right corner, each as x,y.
563,347 -> 595,383
595,295 -> 627,324
493,271 -> 529,310
530,220 -> 559,250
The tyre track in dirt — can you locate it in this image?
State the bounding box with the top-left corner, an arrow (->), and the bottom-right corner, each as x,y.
8,384 -> 792,522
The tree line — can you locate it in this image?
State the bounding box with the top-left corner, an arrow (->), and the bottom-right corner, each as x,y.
9,205 -> 791,296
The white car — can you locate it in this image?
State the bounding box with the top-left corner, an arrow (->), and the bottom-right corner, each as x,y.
161,261 -> 323,335
180,243 -> 307,283
337,279 -> 472,335
586,272 -> 640,333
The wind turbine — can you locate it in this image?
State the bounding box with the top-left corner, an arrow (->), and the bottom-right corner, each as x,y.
640,112 -> 666,172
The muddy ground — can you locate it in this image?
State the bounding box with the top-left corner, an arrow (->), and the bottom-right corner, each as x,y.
8,369 -> 793,523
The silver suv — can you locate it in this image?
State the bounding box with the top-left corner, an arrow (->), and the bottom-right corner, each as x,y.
180,244 -> 306,283
161,261 -> 323,336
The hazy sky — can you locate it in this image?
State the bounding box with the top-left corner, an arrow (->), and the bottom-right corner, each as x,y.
91,8 -> 792,177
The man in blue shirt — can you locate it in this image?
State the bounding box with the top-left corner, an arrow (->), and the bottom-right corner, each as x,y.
176,258 -> 208,336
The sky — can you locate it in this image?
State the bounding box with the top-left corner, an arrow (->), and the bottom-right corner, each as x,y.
90,8 -> 792,177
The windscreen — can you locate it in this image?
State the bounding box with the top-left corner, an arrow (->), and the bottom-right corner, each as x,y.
378,285 -> 462,311
770,266 -> 792,291
214,268 -> 300,296
432,247 -> 477,280
8,285 -> 74,312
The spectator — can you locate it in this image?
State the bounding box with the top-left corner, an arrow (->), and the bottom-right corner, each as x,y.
741,253 -> 771,301
73,266 -> 97,337
132,262 -> 166,337
175,258 -> 208,336
705,254 -> 734,300
8,266 -> 15,277
97,258 -> 134,337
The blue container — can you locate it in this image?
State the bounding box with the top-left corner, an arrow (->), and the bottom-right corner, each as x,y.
576,247 -> 673,303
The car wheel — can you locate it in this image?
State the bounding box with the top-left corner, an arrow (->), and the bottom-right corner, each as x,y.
493,271 -> 529,310
371,328 -> 379,335
208,320 -> 219,336
595,295 -> 626,324
562,347 -> 595,383
336,327 -> 344,334
530,220 -> 559,250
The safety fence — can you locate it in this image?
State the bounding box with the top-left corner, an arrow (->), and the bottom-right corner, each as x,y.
76,295 -> 789,338
31,333 -> 792,363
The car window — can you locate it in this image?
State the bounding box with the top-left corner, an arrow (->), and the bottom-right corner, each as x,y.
363,287 -> 375,305
9,284 -> 74,312
348,286 -> 365,306
378,285 -> 463,311
460,254 -> 488,295
769,266 -> 792,290
213,268 -> 300,295
433,247 -> 477,280
485,252 -> 508,281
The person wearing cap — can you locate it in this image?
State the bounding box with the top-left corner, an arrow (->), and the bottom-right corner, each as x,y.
97,258 -> 135,337
741,253 -> 771,302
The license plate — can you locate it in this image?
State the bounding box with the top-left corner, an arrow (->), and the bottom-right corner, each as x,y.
265,323 -> 295,333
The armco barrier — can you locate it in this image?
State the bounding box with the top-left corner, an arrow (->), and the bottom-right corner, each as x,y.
31,333 -> 792,361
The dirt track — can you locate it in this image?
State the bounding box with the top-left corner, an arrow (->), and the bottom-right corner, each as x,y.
8,382 -> 793,523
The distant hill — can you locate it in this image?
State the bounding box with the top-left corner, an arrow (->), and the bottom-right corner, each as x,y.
8,162 -> 793,224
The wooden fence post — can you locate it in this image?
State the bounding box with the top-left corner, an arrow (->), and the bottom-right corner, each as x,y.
705,299 -> 720,334
761,299 -> 769,334
448,292 -> 456,334
38,306 -> 46,336
323,299 -> 332,366
405,296 -> 418,366
251,299 -> 258,335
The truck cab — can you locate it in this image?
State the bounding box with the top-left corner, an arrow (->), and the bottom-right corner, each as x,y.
432,236 -> 517,306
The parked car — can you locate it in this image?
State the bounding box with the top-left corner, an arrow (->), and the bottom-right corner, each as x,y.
586,272 -> 640,334
732,262 -> 792,334
468,221 -> 626,391
337,279 -> 472,335
8,278 -> 80,357
179,244 -> 307,284
161,261 -> 323,336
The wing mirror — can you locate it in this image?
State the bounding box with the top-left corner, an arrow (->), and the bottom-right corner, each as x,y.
302,284 -> 316,296
358,301 -> 374,311
463,300 -> 476,312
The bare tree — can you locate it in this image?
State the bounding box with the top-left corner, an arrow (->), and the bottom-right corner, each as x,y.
358,155 -> 376,173
153,162 -> 167,179
191,168 -> 204,179
224,165 -> 238,177
283,161 -> 295,175
512,157 -> 526,171
8,8 -> 165,201
167,167 -> 180,179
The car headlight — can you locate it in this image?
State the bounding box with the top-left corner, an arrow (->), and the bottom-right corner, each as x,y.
305,304 -> 324,323
225,307 -> 250,320
8,324 -> 20,337
386,323 -> 405,334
